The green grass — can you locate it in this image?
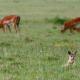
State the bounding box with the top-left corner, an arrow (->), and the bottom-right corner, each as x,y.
45,16 -> 70,25
0,0 -> 80,80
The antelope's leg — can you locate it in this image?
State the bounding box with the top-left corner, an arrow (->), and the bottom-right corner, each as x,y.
71,25 -> 78,32
2,27 -> 5,32
16,24 -> 20,32
61,26 -> 68,33
70,28 -> 73,33
7,24 -> 11,32
69,25 -> 76,33
13,23 -> 17,33
17,19 -> 20,32
3,24 -> 7,32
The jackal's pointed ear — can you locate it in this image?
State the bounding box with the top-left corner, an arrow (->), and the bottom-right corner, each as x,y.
75,51 -> 77,55
68,51 -> 71,55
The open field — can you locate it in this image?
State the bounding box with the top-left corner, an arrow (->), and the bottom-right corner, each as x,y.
0,0 -> 80,80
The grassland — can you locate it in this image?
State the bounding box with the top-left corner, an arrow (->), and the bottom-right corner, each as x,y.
0,0 -> 80,80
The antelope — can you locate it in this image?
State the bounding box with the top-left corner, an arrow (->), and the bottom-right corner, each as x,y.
0,15 -> 20,32
64,51 -> 77,67
61,17 -> 80,33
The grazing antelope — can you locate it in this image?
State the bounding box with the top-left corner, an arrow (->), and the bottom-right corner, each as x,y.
61,17 -> 80,33
64,51 -> 77,67
0,15 -> 20,32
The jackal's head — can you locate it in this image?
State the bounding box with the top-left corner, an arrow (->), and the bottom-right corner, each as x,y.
63,51 -> 77,67
68,51 -> 77,64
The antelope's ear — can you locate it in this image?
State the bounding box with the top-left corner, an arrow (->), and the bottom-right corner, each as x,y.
68,51 -> 71,55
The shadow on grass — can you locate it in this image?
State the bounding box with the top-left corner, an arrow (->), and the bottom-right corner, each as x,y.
0,42 -> 11,47
45,16 -> 70,25
25,36 -> 34,43
47,56 -> 59,61
42,56 -> 59,62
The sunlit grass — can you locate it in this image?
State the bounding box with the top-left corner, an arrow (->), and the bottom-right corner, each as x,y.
0,0 -> 80,80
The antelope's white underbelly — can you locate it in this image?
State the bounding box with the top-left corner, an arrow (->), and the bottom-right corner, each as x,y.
3,18 -> 14,24
3,21 -> 10,24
